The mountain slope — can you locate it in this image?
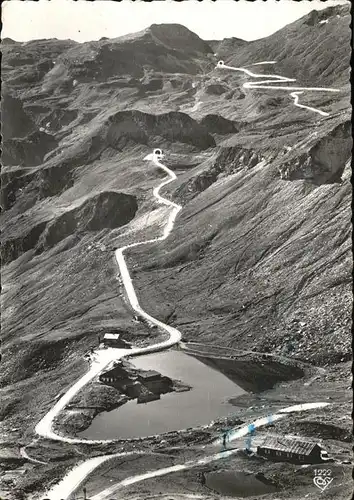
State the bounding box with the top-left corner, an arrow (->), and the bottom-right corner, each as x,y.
131,144 -> 352,365
223,3 -> 350,87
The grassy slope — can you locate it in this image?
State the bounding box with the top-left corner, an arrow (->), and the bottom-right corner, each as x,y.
129,151 -> 352,364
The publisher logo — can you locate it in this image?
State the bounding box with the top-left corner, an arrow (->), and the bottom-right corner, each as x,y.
313,469 -> 333,492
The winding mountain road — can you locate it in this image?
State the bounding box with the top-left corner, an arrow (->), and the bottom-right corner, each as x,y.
35,65 -> 338,498
41,402 -> 330,500
216,60 -> 340,116
246,61 -> 277,66
35,150 -> 182,445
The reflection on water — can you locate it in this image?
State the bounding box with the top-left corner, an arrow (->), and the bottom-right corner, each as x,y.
205,470 -> 278,497
80,350 -> 245,439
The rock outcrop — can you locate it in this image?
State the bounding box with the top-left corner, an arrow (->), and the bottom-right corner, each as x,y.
104,110 -> 216,150
2,191 -> 138,264
39,191 -> 138,250
1,89 -> 36,140
175,146 -> 264,203
278,120 -> 352,183
207,36 -> 248,58
199,114 -> 240,135
2,130 -> 58,167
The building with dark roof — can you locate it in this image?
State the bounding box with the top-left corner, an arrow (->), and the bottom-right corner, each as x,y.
137,370 -> 172,393
99,364 -> 172,398
99,363 -> 127,382
137,370 -> 161,381
99,363 -> 141,396
102,333 -> 131,348
257,435 -> 325,464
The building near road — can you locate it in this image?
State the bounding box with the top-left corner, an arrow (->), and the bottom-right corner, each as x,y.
102,333 -> 131,348
99,363 -> 131,384
257,436 -> 327,464
99,364 -> 172,399
136,369 -> 171,392
99,365 -> 141,397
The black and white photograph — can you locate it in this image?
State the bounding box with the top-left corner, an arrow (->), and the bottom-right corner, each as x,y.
1,0 -> 352,499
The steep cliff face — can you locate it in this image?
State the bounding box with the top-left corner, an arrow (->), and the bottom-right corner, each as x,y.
2,191 -> 138,264
199,114 -> 240,135
307,120 -> 352,182
173,146 -> 264,204
2,129 -> 58,167
1,89 -> 36,140
276,120 -> 352,183
104,110 -> 216,150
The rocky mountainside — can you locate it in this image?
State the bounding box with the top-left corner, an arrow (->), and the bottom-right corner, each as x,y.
207,36 -> 248,58
220,4 -> 350,87
0,2 -> 352,465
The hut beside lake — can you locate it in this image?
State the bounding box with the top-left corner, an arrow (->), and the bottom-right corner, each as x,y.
257,435 -> 326,464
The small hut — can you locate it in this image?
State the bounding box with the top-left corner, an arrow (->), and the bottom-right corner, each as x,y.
257,436 -> 326,464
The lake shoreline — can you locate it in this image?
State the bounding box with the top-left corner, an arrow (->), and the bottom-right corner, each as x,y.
52,346 -> 310,441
